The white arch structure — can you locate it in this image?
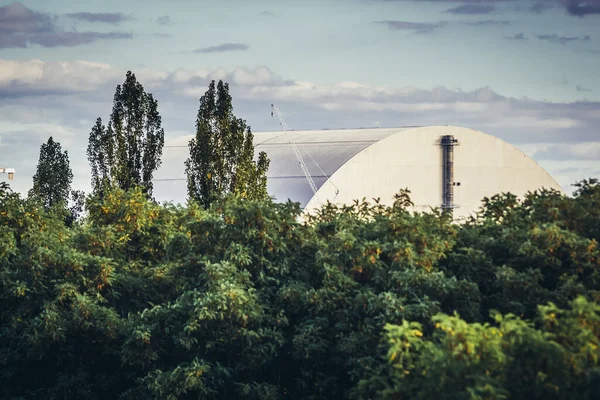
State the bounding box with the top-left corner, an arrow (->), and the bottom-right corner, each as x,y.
254,126 -> 563,219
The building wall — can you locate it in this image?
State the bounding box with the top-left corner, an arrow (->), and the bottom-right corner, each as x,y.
304,126 -> 563,219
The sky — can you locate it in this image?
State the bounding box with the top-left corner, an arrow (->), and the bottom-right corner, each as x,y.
0,0 -> 599,203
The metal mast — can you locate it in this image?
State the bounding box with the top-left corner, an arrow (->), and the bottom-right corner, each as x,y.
271,104 -> 320,196
441,135 -> 459,210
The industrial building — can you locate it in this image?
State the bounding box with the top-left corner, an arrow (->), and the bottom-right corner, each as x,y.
253,125 -> 564,220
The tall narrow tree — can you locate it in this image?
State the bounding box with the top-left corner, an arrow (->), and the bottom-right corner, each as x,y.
185,80 -> 270,208
29,136 -> 73,210
87,71 -> 165,197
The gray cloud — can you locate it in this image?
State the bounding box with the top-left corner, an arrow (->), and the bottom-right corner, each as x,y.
576,85 -> 593,92
0,30 -> 132,49
534,143 -> 600,160
464,19 -> 510,25
0,2 -> 132,48
157,15 -> 171,25
445,4 -> 496,14
505,32 -> 528,40
536,33 -> 591,45
376,18 -> 509,34
193,43 -> 249,53
371,0 -> 517,2
0,2 -> 54,34
375,20 -> 446,33
561,0 -> 600,16
372,0 -> 600,17
530,2 -> 555,13
32,31 -> 132,47
66,12 -> 131,25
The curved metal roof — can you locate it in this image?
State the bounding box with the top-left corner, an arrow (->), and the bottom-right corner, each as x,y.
154,126 -> 562,218
254,127 -> 414,206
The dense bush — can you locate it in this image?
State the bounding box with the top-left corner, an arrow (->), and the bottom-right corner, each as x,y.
1,179 -> 599,399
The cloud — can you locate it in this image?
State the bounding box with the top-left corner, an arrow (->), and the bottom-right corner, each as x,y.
463,19 -> 510,25
66,12 -> 131,25
376,19 -> 509,33
536,33 -> 592,45
0,59 -> 125,96
375,20 -> 447,33
533,142 -> 600,160
576,85 -> 593,92
372,0 -> 600,17
369,0 -> 517,2
445,4 -> 496,14
530,2 -> 555,13
0,2 -> 132,48
505,33 -> 528,40
230,66 -> 282,86
157,15 -> 171,25
561,0 -> 600,16
29,31 -> 132,48
193,43 -> 249,53
0,60 -> 283,97
0,2 -> 54,34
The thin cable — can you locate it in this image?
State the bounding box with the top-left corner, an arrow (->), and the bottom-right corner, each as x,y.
297,142 -> 339,195
299,144 -> 327,177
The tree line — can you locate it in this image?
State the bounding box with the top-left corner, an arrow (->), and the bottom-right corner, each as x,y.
28,71 -> 270,219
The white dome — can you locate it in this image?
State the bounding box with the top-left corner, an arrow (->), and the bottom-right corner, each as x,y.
254,126 -> 563,219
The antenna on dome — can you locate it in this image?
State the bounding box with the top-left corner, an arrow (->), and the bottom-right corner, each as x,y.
270,104 -> 339,206
271,104 -> 319,197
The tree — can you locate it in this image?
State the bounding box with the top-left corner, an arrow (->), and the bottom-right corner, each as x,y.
29,136 -> 73,210
65,189 -> 86,227
185,80 -> 270,208
87,71 -> 165,197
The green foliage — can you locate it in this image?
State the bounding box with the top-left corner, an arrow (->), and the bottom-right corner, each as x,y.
445,185 -> 600,321
1,179 -> 600,399
185,80 -> 270,208
29,136 -> 73,210
87,71 -> 165,197
359,297 -> 600,400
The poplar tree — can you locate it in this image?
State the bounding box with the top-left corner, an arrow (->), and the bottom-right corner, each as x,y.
29,136 -> 73,210
87,71 -> 165,197
185,80 -> 270,208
